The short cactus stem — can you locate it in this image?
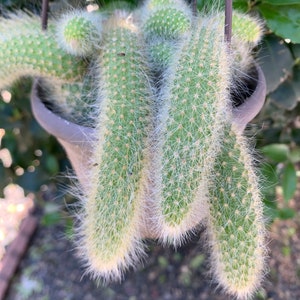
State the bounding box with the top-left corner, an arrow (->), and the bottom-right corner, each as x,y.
56,10 -> 103,56
207,124 -> 265,299
147,38 -> 174,71
79,14 -> 153,281
0,13 -> 86,90
142,0 -> 192,40
152,16 -> 232,245
231,11 -> 263,45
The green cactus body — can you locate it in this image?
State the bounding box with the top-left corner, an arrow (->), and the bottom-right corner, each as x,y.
147,39 -> 174,71
231,11 -> 263,45
153,17 -> 232,244
142,0 -> 192,73
146,0 -> 186,10
0,13 -> 85,90
56,10 -> 102,56
207,124 -> 265,298
43,77 -> 96,126
80,16 -> 152,281
143,6 -> 191,40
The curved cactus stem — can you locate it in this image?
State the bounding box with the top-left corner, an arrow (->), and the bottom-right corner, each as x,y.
0,12 -> 86,90
151,16 -> 232,246
206,124 -> 266,299
78,14 -> 153,281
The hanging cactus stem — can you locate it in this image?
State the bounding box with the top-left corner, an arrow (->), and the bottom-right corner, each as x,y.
207,124 -> 265,298
78,15 -> 153,281
0,3 -> 267,298
152,16 -> 231,245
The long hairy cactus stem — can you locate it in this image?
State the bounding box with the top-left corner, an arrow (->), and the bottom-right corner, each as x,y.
78,13 -> 153,281
152,16 -> 232,246
0,13 -> 86,90
56,10 -> 103,56
207,124 -> 266,299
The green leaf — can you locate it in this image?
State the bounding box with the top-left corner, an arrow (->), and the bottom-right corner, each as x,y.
45,154 -> 59,175
291,43 -> 300,58
257,35 -> 294,94
282,162 -> 297,202
291,65 -> 300,97
233,0 -> 249,12
282,246 -> 291,256
262,0 -> 300,5
268,80 -> 298,110
260,163 -> 278,196
278,207 -> 296,220
268,64 -> 300,110
259,4 -> 300,43
261,143 -> 289,162
263,199 -> 278,223
291,128 -> 300,144
289,148 -> 300,163
41,203 -> 62,226
42,212 -> 61,226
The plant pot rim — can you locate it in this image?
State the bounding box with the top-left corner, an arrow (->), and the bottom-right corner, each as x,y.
30,64 -> 266,187
31,65 -> 266,141
232,63 -> 266,131
31,80 -> 95,146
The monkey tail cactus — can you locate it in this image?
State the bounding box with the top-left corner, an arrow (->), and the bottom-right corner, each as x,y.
0,12 -> 86,90
141,0 -> 192,71
231,11 -> 264,46
0,4 -> 267,296
55,10 -> 103,56
206,123 -> 266,298
77,13 -> 153,281
142,0 -> 192,40
150,16 -> 232,245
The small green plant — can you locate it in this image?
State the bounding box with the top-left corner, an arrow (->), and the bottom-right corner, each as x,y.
0,1 -> 267,298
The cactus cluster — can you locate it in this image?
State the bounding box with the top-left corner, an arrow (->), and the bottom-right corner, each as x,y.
152,15 -> 232,245
0,1 -> 266,298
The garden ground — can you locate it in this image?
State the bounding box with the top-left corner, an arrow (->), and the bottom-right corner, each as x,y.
3,180 -> 300,300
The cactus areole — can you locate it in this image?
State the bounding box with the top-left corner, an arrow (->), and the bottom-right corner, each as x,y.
1,1 -> 267,298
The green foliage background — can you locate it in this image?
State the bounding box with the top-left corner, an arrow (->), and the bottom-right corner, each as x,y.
0,0 -> 299,223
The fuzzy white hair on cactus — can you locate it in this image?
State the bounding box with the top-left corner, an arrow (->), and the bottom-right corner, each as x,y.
56,10 -> 103,56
